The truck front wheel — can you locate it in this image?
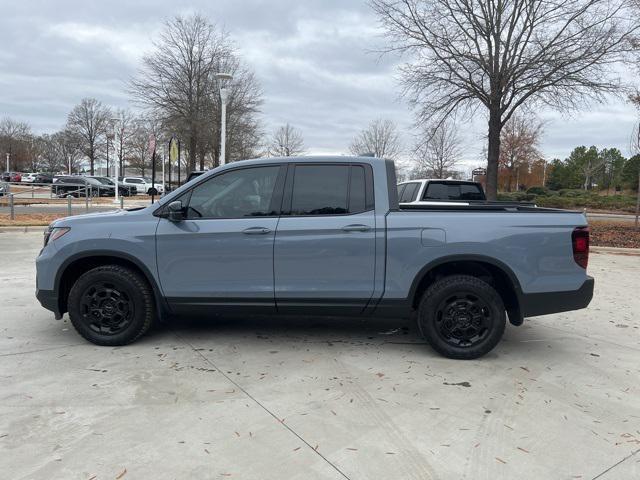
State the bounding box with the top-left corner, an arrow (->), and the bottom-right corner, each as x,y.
417,275 -> 506,359
67,265 -> 155,346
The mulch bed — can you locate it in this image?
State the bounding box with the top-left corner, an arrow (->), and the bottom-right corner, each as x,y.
589,221 -> 640,249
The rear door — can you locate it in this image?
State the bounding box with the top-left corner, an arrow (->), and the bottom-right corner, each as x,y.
274,163 -> 376,314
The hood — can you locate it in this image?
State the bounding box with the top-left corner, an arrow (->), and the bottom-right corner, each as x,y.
51,207 -> 145,228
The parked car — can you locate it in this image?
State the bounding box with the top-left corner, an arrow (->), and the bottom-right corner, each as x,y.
36,156 -> 593,359
2,172 -> 22,182
119,177 -> 164,195
398,179 -> 486,205
90,177 -> 137,196
34,173 -> 54,184
0,181 -> 9,196
51,176 -> 115,197
21,173 -> 37,183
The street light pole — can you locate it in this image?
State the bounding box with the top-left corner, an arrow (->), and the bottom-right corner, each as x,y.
5,152 -> 9,172
108,118 -> 120,204
215,72 -> 233,166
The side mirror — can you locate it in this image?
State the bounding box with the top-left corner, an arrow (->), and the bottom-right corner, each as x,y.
167,200 -> 185,222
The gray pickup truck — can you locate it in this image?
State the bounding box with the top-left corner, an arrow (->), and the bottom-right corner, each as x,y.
36,156 -> 593,359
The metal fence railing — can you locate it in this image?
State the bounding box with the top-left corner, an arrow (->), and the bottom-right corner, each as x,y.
0,182 -> 127,220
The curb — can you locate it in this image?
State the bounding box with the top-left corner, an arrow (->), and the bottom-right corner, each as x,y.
0,226 -> 46,233
590,245 -> 640,256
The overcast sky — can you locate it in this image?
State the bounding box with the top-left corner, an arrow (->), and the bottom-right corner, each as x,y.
1,0 -> 639,170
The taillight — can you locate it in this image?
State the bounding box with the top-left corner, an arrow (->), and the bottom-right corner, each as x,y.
572,227 -> 589,269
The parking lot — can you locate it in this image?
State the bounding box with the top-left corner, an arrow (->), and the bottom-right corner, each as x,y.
1,231 -> 639,479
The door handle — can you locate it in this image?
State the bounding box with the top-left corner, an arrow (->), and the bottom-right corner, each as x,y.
342,224 -> 371,232
242,226 -> 272,235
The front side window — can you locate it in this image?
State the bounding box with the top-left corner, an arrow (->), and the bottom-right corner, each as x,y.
186,166 -> 280,219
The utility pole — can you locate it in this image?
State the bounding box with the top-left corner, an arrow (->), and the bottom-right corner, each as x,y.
109,118 -> 121,204
216,73 -> 233,166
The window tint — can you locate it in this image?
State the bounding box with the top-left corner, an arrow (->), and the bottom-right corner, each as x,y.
128,178 -> 144,184
397,184 -> 406,201
349,166 -> 366,213
291,165 -> 349,215
423,182 -> 484,201
186,166 -> 280,219
399,182 -> 419,202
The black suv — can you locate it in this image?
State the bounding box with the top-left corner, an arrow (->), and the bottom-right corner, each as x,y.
34,173 -> 54,183
91,177 -> 136,196
52,176 -> 114,197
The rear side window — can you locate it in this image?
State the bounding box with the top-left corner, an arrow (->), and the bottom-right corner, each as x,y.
399,182 -> 419,203
288,164 -> 373,216
291,165 -> 349,215
423,182 -> 484,201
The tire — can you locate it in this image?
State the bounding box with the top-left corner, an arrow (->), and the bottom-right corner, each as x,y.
68,265 -> 155,346
417,275 -> 506,359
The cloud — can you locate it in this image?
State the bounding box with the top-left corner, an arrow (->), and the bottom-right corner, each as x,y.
0,0 -> 637,164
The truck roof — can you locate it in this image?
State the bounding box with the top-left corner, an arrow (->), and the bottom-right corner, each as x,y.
399,179 -> 477,184
242,155 -> 387,164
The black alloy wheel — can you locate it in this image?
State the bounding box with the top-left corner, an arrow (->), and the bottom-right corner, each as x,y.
417,275 -> 506,359
79,281 -> 135,336
68,265 -> 155,346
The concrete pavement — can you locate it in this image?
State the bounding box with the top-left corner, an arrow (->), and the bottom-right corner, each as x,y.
1,232 -> 639,479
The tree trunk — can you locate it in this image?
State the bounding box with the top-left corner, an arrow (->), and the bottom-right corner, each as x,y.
188,132 -> 197,173
486,109 -> 501,200
635,171 -> 639,229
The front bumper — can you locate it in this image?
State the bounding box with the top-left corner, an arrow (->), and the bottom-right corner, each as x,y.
520,276 -> 594,317
36,288 -> 62,319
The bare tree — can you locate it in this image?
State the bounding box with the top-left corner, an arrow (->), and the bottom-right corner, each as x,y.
128,117 -> 157,177
371,0 -> 640,199
631,116 -> 640,227
349,118 -> 402,159
412,120 -> 461,178
129,14 -> 263,171
113,109 -> 137,175
0,117 -> 33,171
499,114 -> 544,191
268,123 -> 305,157
35,134 -> 65,174
66,98 -> 111,175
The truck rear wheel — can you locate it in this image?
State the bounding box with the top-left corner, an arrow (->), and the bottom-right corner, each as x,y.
68,265 -> 155,346
417,275 -> 506,359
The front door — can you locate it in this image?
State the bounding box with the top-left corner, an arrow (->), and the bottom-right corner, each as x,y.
156,164 -> 285,313
274,163 -> 376,314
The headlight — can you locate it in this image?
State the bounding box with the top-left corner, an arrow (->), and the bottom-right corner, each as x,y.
44,226 -> 70,247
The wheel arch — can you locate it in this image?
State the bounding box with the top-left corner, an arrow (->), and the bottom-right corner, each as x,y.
408,255 -> 524,326
55,250 -> 167,319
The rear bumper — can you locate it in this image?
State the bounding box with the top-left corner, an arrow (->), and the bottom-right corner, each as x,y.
36,288 -> 62,319
520,277 -> 594,317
